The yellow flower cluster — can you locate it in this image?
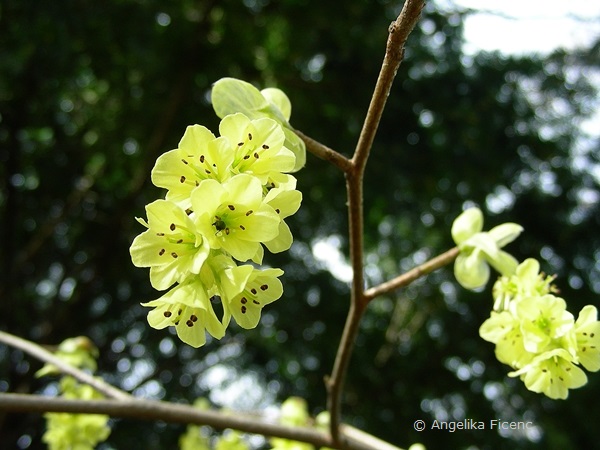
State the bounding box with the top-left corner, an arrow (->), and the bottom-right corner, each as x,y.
130,79 -> 303,347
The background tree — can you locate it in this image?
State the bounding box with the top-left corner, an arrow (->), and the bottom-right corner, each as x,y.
1,0 -> 599,449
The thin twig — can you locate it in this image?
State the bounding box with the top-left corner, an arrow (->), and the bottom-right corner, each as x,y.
0,331 -> 131,401
0,393 -> 405,450
294,128 -> 353,172
326,0 -> 425,445
364,247 -> 460,301
352,0 -> 425,172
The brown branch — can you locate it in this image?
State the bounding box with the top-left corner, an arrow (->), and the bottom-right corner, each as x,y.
352,0 -> 425,172
0,331 -> 131,401
365,247 -> 460,301
294,128 -> 353,172
0,331 -> 406,449
325,0 -> 425,445
0,393 -> 405,450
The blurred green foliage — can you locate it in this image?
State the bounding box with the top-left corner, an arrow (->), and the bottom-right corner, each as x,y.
1,0 -> 599,449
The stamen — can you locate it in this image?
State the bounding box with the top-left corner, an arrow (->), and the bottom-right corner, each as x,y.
180,175 -> 186,183
260,284 -> 268,290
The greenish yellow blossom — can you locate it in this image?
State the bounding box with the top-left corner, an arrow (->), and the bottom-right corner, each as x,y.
151,114 -> 295,210
492,258 -> 558,311
270,397 -> 313,450
219,113 -> 296,181
480,310 -> 532,368
215,430 -> 250,450
480,257 -> 600,398
509,349 -> 587,399
574,305 -> 600,371
263,187 -> 303,253
179,398 -> 211,450
224,267 -> 284,329
191,174 -> 280,263
151,124 -> 231,208
142,279 -> 226,348
43,377 -> 110,450
451,207 -> 523,289
130,199 -> 210,290
36,336 -> 98,378
516,294 -> 574,354
211,77 -> 305,171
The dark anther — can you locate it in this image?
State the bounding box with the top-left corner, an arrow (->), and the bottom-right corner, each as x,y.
241,297 -> 247,304
251,288 -> 257,295
159,249 -> 165,256
186,320 -> 194,327
171,252 -> 178,258
260,284 -> 268,290
253,300 -> 260,305
176,239 -> 183,244
180,175 -> 186,183
240,225 -> 245,230
275,208 -> 280,214
170,223 -> 176,231
200,155 -> 205,163
190,314 -> 198,322
156,232 -> 165,236
228,204 -> 235,210
246,210 -> 253,216
243,155 -> 250,160
164,311 -> 172,317
182,159 -> 189,165
241,306 -> 247,313
262,144 -> 269,149
248,133 -> 253,140
254,152 -> 259,158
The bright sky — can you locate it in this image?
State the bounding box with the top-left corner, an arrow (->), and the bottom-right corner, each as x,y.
439,0 -> 600,54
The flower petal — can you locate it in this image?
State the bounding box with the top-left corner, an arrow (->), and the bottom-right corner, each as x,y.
451,207 -> 483,245
454,249 -> 490,289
